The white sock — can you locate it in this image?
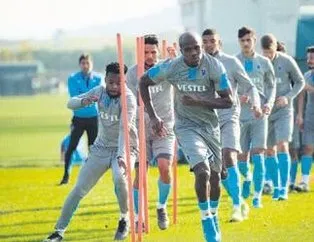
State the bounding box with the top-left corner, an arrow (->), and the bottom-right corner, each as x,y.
55,229 -> 65,237
233,205 -> 241,210
120,213 -> 129,221
200,209 -> 212,220
210,207 -> 217,214
302,175 -> 309,184
253,192 -> 261,199
157,203 -> 167,209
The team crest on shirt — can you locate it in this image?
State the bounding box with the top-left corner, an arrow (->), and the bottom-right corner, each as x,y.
201,68 -> 206,77
278,66 -> 282,71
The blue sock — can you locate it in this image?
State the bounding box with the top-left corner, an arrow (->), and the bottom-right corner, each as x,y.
265,158 -> 271,182
227,166 -> 241,206
301,155 -> 313,176
158,179 -> 171,206
278,152 -> 291,192
221,178 -> 231,197
210,200 -> 219,214
238,161 -> 250,179
199,201 -> 218,242
266,156 -> 279,188
252,154 -> 265,196
290,160 -> 298,185
133,189 -> 139,215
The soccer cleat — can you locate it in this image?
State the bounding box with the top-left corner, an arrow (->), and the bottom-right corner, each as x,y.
230,207 -> 243,222
201,218 -> 220,242
242,180 -> 251,199
252,198 -> 263,208
272,188 -> 280,201
43,231 -> 63,242
289,184 -> 297,193
157,208 -> 169,230
114,218 -> 129,240
278,189 -> 288,201
295,182 -> 310,192
59,173 -> 69,185
241,202 -> 250,220
263,183 -> 273,195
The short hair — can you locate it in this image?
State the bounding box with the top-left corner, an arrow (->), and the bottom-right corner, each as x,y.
277,41 -> 286,53
202,28 -> 217,37
238,26 -> 255,38
105,62 -> 128,76
144,34 -> 159,46
79,53 -> 92,63
307,46 -> 314,53
261,34 -> 277,49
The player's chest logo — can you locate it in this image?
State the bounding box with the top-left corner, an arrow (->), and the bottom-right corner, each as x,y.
99,111 -> 119,122
149,85 -> 163,94
176,84 -> 207,92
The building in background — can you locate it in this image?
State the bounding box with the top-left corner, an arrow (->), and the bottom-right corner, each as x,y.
178,0 -> 314,59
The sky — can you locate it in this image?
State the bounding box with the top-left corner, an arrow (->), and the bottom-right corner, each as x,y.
0,0 -> 178,40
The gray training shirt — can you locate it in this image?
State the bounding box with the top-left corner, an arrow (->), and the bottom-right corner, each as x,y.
214,51 -> 260,123
236,52 -> 276,122
146,53 -> 232,131
126,64 -> 174,126
67,85 -> 138,158
304,70 -> 314,121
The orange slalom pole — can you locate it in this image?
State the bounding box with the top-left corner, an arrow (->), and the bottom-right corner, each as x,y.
136,36 -> 146,242
162,39 -> 167,59
172,141 -> 178,224
116,33 -> 135,242
140,36 -> 150,234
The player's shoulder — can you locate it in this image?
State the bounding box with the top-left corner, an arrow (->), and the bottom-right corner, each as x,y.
127,64 -> 138,75
304,70 -> 312,80
255,53 -> 270,63
276,52 -> 295,64
204,53 -> 224,68
91,71 -> 103,80
220,52 -> 240,65
68,71 -> 80,80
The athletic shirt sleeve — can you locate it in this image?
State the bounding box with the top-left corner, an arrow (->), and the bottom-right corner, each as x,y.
147,60 -> 172,85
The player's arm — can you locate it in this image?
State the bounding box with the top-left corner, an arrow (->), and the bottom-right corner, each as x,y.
285,57 -> 305,99
263,60 -> 276,114
67,75 -> 80,97
296,90 -> 305,131
67,86 -> 102,110
117,89 -> 137,168
303,83 -> 314,93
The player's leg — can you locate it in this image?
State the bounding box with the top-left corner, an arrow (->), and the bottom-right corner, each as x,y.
209,170 -> 221,234
297,120 -> 314,192
153,134 -> 175,230
61,117 -> 85,185
251,118 -> 267,208
275,111 -> 293,200
112,149 -> 137,240
175,126 -> 219,242
85,116 -> 98,146
45,150 -> 110,241
289,134 -> 300,192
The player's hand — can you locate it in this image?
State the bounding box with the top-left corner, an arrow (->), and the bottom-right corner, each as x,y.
296,114 -> 304,131
251,106 -> 263,119
117,157 -> 127,173
181,95 -> 200,106
167,46 -> 177,59
262,103 -> 271,115
240,95 -> 250,104
151,116 -> 168,137
81,96 -> 98,106
275,96 -> 289,108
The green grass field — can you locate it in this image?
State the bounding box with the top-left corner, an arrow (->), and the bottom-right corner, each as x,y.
1,94 -> 314,242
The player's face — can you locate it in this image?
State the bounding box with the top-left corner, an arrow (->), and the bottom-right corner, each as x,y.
80,58 -> 93,74
105,73 -> 121,97
145,44 -> 159,67
181,37 -> 202,67
239,34 -> 256,53
262,47 -> 277,60
307,52 -> 314,69
202,34 -> 220,55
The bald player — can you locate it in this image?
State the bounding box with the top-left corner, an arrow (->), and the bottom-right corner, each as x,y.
261,34 -> 305,201
139,32 -> 233,242
295,46 -> 314,192
236,27 -> 276,209
202,28 -> 261,222
127,34 -> 175,230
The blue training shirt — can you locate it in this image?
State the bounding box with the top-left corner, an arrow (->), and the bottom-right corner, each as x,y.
67,71 -> 103,118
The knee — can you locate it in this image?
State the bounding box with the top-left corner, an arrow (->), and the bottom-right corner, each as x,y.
238,152 -> 249,162
223,149 -> 237,167
266,147 -> 276,156
194,163 -> 210,183
303,145 -> 314,156
277,142 -> 289,153
252,148 -> 265,155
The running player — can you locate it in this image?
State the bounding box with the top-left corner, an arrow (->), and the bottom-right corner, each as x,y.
236,27 -> 276,209
140,32 -> 233,242
261,34 -> 305,200
202,28 -> 261,222
44,63 -> 138,241
295,46 -> 314,192
127,34 -> 175,230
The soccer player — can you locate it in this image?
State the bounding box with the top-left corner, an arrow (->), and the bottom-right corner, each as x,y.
44,63 -> 138,241
202,28 -> 261,222
295,46 -> 314,192
60,54 -> 103,185
126,34 -> 175,230
236,27 -> 276,209
139,32 -> 233,242
261,34 -> 305,200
